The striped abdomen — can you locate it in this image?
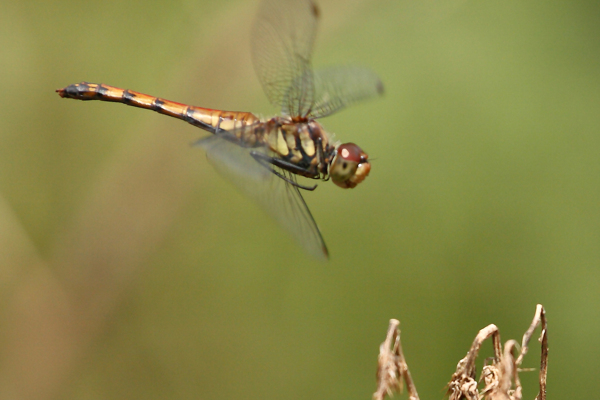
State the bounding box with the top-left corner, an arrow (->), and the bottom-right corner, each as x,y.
56,82 -> 259,137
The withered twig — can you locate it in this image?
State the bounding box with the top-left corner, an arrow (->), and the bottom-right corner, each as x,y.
515,304 -> 547,400
448,324 -> 500,400
500,340 -> 519,399
466,324 -> 502,377
394,324 -> 419,400
373,319 -> 419,400
375,305 -> 548,400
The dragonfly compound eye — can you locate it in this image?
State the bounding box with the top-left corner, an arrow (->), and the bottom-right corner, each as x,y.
331,143 -> 371,189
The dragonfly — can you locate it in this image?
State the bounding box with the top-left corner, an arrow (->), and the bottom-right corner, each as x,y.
56,0 -> 383,260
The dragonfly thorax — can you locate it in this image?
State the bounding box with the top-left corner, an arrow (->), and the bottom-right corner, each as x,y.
261,118 -> 370,188
261,118 -> 335,179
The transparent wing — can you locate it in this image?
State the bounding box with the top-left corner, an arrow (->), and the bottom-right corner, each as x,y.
251,0 -> 319,118
195,133 -> 329,260
307,66 -> 384,119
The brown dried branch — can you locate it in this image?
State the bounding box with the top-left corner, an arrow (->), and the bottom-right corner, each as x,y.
516,304 -> 547,400
448,324 -> 501,400
447,304 -> 548,400
374,305 -> 548,400
373,319 -> 419,400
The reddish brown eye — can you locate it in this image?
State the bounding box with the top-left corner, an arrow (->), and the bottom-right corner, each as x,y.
337,143 -> 363,163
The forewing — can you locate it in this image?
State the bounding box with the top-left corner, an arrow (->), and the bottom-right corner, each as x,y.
195,134 -> 329,260
308,66 -> 384,119
251,0 -> 319,117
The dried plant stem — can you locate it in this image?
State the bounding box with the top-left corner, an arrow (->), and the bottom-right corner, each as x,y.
374,304 -> 548,400
516,304 -> 547,400
373,319 -> 419,400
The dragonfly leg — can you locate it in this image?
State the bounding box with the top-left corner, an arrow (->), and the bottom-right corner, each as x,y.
250,152 -> 318,191
315,137 -> 330,181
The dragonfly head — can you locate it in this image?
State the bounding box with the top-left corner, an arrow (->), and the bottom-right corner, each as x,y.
330,143 -> 371,189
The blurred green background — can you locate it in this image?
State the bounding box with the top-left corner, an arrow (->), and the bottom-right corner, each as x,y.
0,0 -> 598,398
